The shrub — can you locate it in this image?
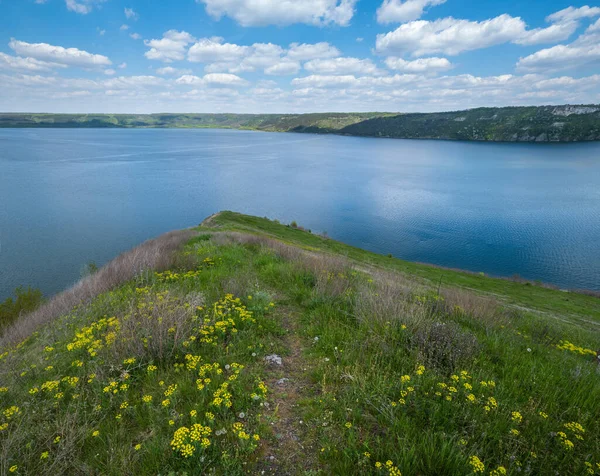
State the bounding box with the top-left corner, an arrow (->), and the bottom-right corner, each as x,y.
0,286 -> 44,331
413,321 -> 479,371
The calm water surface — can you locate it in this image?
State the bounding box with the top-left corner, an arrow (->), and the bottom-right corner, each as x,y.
1,128 -> 599,299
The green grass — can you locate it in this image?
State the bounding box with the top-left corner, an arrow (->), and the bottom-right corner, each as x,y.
1,212 -> 599,475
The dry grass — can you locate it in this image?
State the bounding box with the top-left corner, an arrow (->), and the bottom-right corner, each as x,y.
354,269 -> 423,327
0,229 -> 197,348
113,290 -> 205,362
440,287 -> 502,325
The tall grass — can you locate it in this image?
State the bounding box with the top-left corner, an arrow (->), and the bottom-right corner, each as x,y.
0,229 -> 196,348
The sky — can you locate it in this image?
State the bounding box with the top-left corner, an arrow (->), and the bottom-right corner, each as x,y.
0,0 -> 599,113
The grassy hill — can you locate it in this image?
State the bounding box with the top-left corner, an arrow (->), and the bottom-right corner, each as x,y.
0,212 -> 599,475
1,105 -> 599,141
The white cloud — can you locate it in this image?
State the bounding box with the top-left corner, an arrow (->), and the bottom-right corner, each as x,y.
9,39 -> 111,68
0,52 -> 66,72
517,19 -> 600,72
534,74 -> 600,89
124,7 -> 139,20
287,42 -> 341,61
104,69 -> 116,75
120,24 -> 130,31
304,57 -> 381,75
176,73 -> 248,87
292,74 -> 358,88
97,28 -> 106,36
377,0 -> 446,24
196,0 -> 356,26
65,0 -> 105,14
265,61 -> 300,75
189,40 -> 308,75
118,62 -> 127,69
144,30 -> 195,62
375,13 -> 581,57
515,21 -> 579,46
546,5 -> 600,23
188,38 -> 249,63
103,75 -> 165,89
204,73 -> 249,86
385,56 -> 452,73
130,33 -> 142,40
517,43 -> 600,72
156,66 -> 192,75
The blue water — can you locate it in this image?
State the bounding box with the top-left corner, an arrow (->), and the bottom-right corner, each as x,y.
1,128 -> 599,299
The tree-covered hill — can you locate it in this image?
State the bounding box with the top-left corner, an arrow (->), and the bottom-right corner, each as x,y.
1,105 -> 599,141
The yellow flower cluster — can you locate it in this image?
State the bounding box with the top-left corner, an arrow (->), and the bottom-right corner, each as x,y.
511,411 -> 523,424
154,269 -> 203,282
211,382 -> 232,408
251,379 -> 268,401
66,316 -> 119,357
556,340 -> 596,356
2,406 -> 20,419
489,466 -> 507,476
164,384 -> 178,397
374,460 -> 402,475
171,424 -> 212,457
469,455 -> 485,473
557,431 -> 574,450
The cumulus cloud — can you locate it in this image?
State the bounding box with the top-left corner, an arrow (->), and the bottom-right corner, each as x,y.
130,33 -> 142,40
546,5 -> 600,23
188,39 -> 337,75
384,56 -> 452,73
517,19 -> 600,72
156,66 -> 192,76
517,43 -> 600,72
264,61 -> 300,75
65,0 -> 105,14
176,73 -> 248,87
120,24 -> 129,31
124,7 -> 139,20
196,0 -> 356,26
188,37 -> 249,63
287,42 -> 341,61
104,69 -> 116,75
144,30 -> 195,62
377,0 -> 446,24
375,12 -> 585,57
0,52 -> 66,72
9,39 -> 111,68
103,75 -> 165,89
304,57 -> 381,75
515,21 -> 579,46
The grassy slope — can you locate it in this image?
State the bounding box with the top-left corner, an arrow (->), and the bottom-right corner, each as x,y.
1,212 -> 599,475
206,212 -> 600,328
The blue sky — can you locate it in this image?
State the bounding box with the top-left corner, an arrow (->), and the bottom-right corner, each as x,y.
1,0 -> 599,113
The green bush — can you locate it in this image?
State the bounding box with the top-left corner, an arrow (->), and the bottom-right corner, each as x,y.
0,286 -> 44,330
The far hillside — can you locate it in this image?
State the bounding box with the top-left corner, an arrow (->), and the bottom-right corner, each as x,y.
1,105 -> 599,141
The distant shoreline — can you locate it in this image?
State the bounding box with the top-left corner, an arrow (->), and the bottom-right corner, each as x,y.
1,104 -> 600,142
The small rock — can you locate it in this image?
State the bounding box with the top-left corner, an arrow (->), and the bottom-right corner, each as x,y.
276,378 -> 290,386
265,354 -> 283,366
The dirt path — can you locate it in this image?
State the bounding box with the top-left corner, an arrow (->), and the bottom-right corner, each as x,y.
259,307 -> 318,475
